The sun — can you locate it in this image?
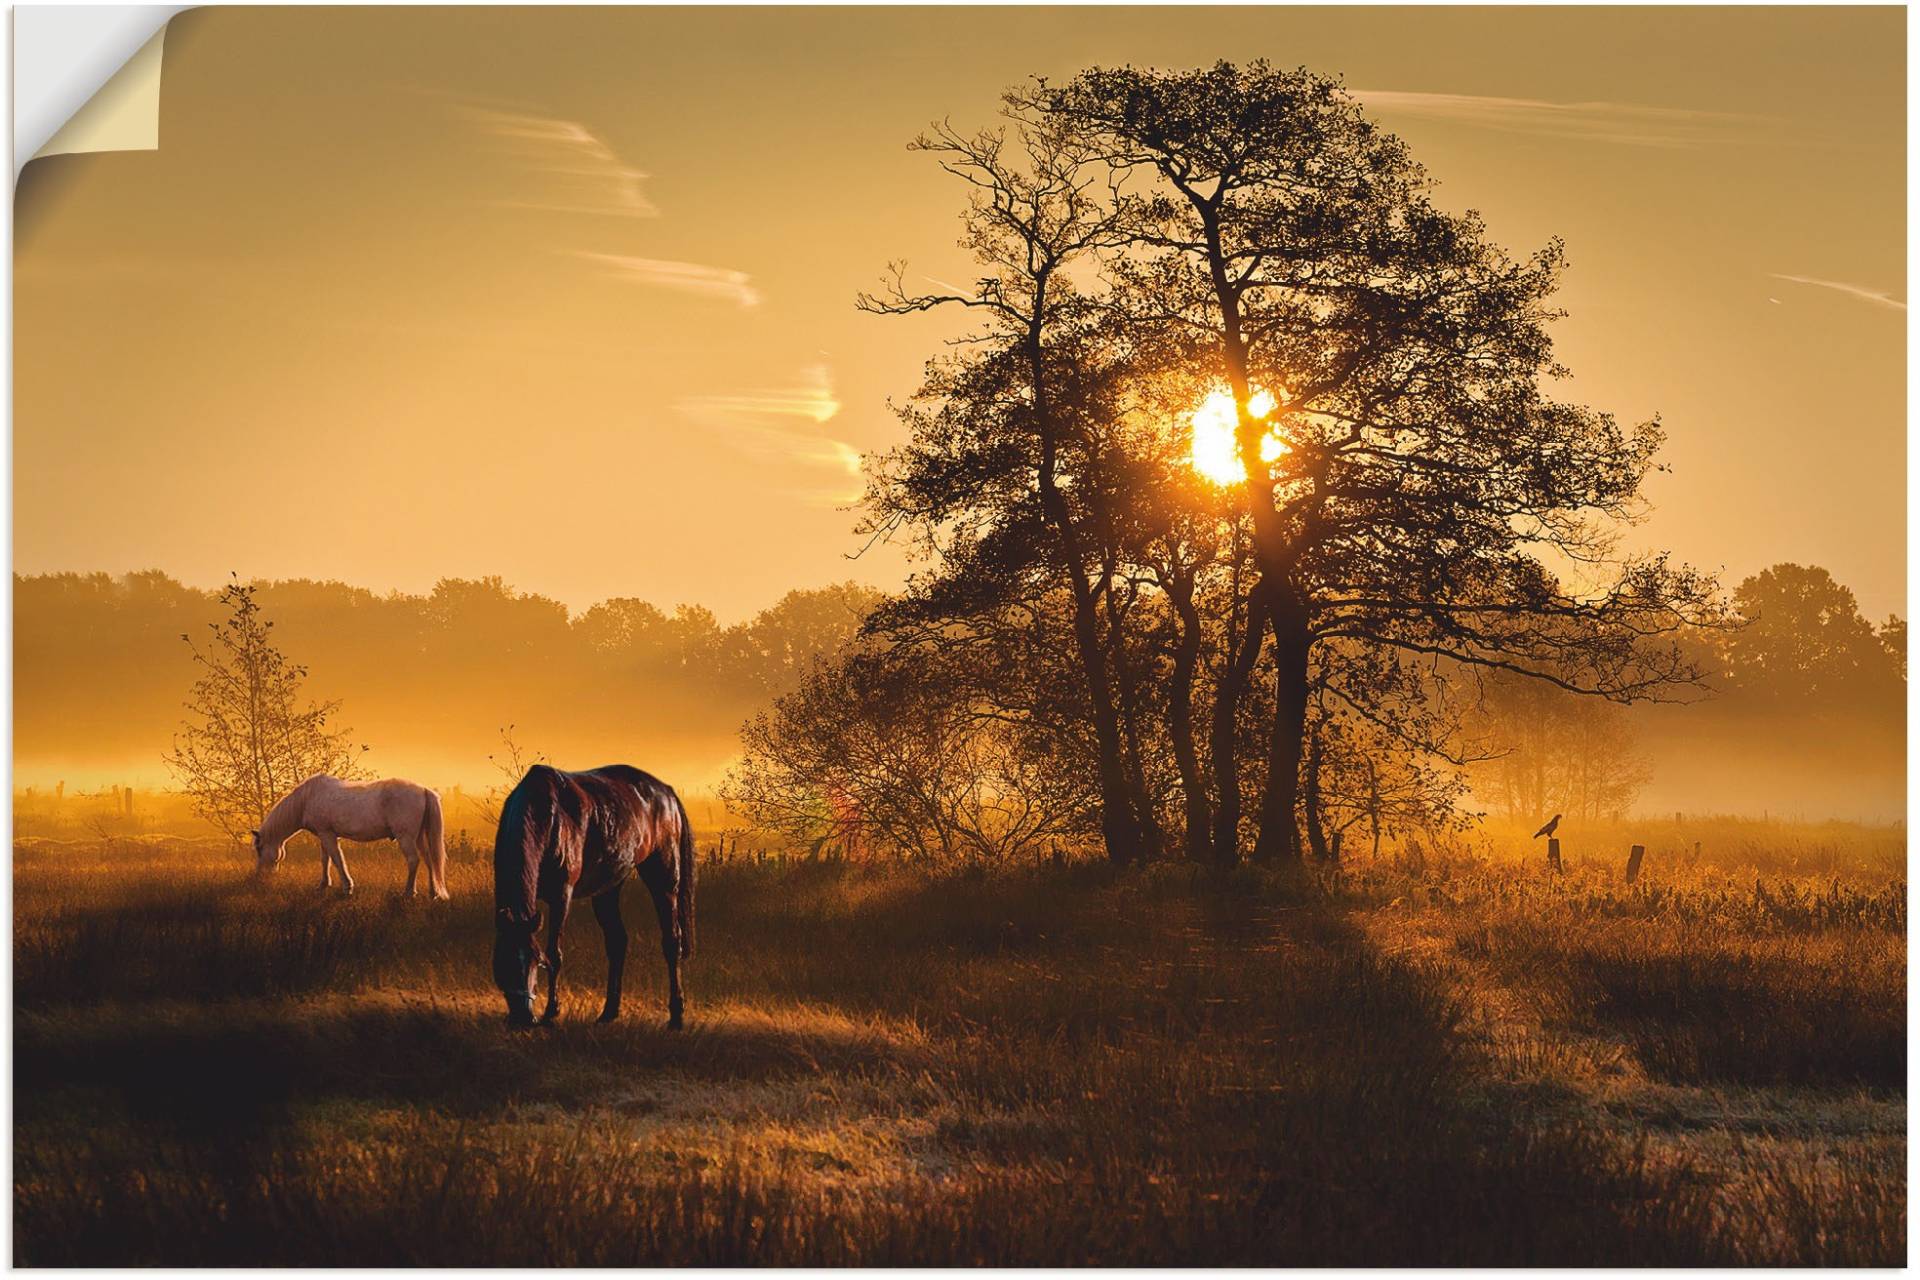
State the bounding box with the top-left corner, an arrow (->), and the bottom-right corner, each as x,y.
1189,388 -> 1286,486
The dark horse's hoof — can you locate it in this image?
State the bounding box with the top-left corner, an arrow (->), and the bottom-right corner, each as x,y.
667,1016 -> 685,1032
506,1012 -> 534,1029
596,1010 -> 620,1025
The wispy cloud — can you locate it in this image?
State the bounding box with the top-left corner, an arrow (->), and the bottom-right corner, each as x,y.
448,97 -> 766,310
1349,89 -> 1761,149
1768,272 -> 1906,311
574,252 -> 761,308
456,102 -> 656,218
680,365 -> 862,501
680,364 -> 844,431
921,273 -> 975,296
679,381 -> 841,425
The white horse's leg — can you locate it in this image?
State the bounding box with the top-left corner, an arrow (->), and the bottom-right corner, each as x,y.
398,832 -> 420,897
321,832 -> 354,896
318,834 -> 332,891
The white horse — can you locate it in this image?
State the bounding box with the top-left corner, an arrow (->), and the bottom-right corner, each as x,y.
253,774 -> 449,899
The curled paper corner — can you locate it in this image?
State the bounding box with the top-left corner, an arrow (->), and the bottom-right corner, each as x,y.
36,25 -> 168,163
15,6 -> 191,176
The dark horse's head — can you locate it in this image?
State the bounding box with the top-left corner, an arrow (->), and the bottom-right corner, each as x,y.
493,908 -> 544,1026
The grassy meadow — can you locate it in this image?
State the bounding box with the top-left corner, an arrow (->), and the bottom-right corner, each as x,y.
12,818 -> 1906,1265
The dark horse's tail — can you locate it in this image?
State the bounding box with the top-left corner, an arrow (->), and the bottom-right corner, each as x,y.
674,792 -> 696,960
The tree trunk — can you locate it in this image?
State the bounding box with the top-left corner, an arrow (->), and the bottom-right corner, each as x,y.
1209,588 -> 1266,867
1199,210 -> 1308,867
1253,590 -> 1310,864
1165,573 -> 1212,862
1065,589 -> 1143,865
1118,701 -> 1163,859
1104,579 -> 1165,860
1302,721 -> 1331,861
1027,320 -> 1140,866
1366,758 -> 1383,859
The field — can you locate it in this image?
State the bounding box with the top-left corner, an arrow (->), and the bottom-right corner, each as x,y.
12,820 -> 1906,1265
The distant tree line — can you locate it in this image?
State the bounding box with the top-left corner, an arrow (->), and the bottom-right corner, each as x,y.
1472,563 -> 1904,824
1716,564 -> 1904,714
18,553 -> 1896,847
15,570 -> 878,790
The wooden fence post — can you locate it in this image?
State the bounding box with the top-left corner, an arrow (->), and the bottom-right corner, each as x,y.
1626,844 -> 1646,884
1547,837 -> 1563,873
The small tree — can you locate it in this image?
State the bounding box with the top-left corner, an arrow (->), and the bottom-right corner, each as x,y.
725,648 -> 1076,865
1466,667 -> 1651,823
476,724 -> 550,828
1302,644 -> 1481,860
163,575 -> 365,842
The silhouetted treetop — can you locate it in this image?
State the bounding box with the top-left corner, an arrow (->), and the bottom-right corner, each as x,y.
848,60 -> 1731,865
1727,563 -> 1904,709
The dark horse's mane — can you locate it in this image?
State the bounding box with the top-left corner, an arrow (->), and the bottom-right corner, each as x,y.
494,763 -> 695,958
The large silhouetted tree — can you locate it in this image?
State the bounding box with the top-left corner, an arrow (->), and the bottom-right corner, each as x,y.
1042,62 -> 1722,861
841,63 -> 1728,868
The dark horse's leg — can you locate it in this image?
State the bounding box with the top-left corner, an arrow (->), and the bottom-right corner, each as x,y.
639,857 -> 684,1030
591,887 -> 628,1024
538,886 -> 571,1024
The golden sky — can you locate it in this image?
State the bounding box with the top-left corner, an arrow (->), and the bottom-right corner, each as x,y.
15,6 -> 1907,621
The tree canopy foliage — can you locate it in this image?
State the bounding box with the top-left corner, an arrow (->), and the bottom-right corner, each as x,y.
1724,564 -> 1903,708
730,61 -> 1772,866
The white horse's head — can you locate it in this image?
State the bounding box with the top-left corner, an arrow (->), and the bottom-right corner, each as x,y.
251,828 -> 287,874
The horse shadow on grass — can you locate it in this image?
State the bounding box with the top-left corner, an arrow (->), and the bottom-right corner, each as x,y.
16,993 -> 927,1152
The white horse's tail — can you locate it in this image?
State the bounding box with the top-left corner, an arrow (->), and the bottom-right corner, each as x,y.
421,788 -> 450,900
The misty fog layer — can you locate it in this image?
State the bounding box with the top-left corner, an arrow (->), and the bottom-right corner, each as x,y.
14,571 -> 876,793
13,564 -> 1902,821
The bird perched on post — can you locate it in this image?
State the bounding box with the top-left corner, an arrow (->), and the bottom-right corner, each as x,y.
1533,814 -> 1562,839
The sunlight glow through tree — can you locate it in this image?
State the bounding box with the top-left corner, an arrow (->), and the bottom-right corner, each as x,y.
1188,388 -> 1284,485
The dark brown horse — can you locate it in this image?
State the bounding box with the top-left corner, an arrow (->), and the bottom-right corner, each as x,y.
492,764 -> 695,1028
